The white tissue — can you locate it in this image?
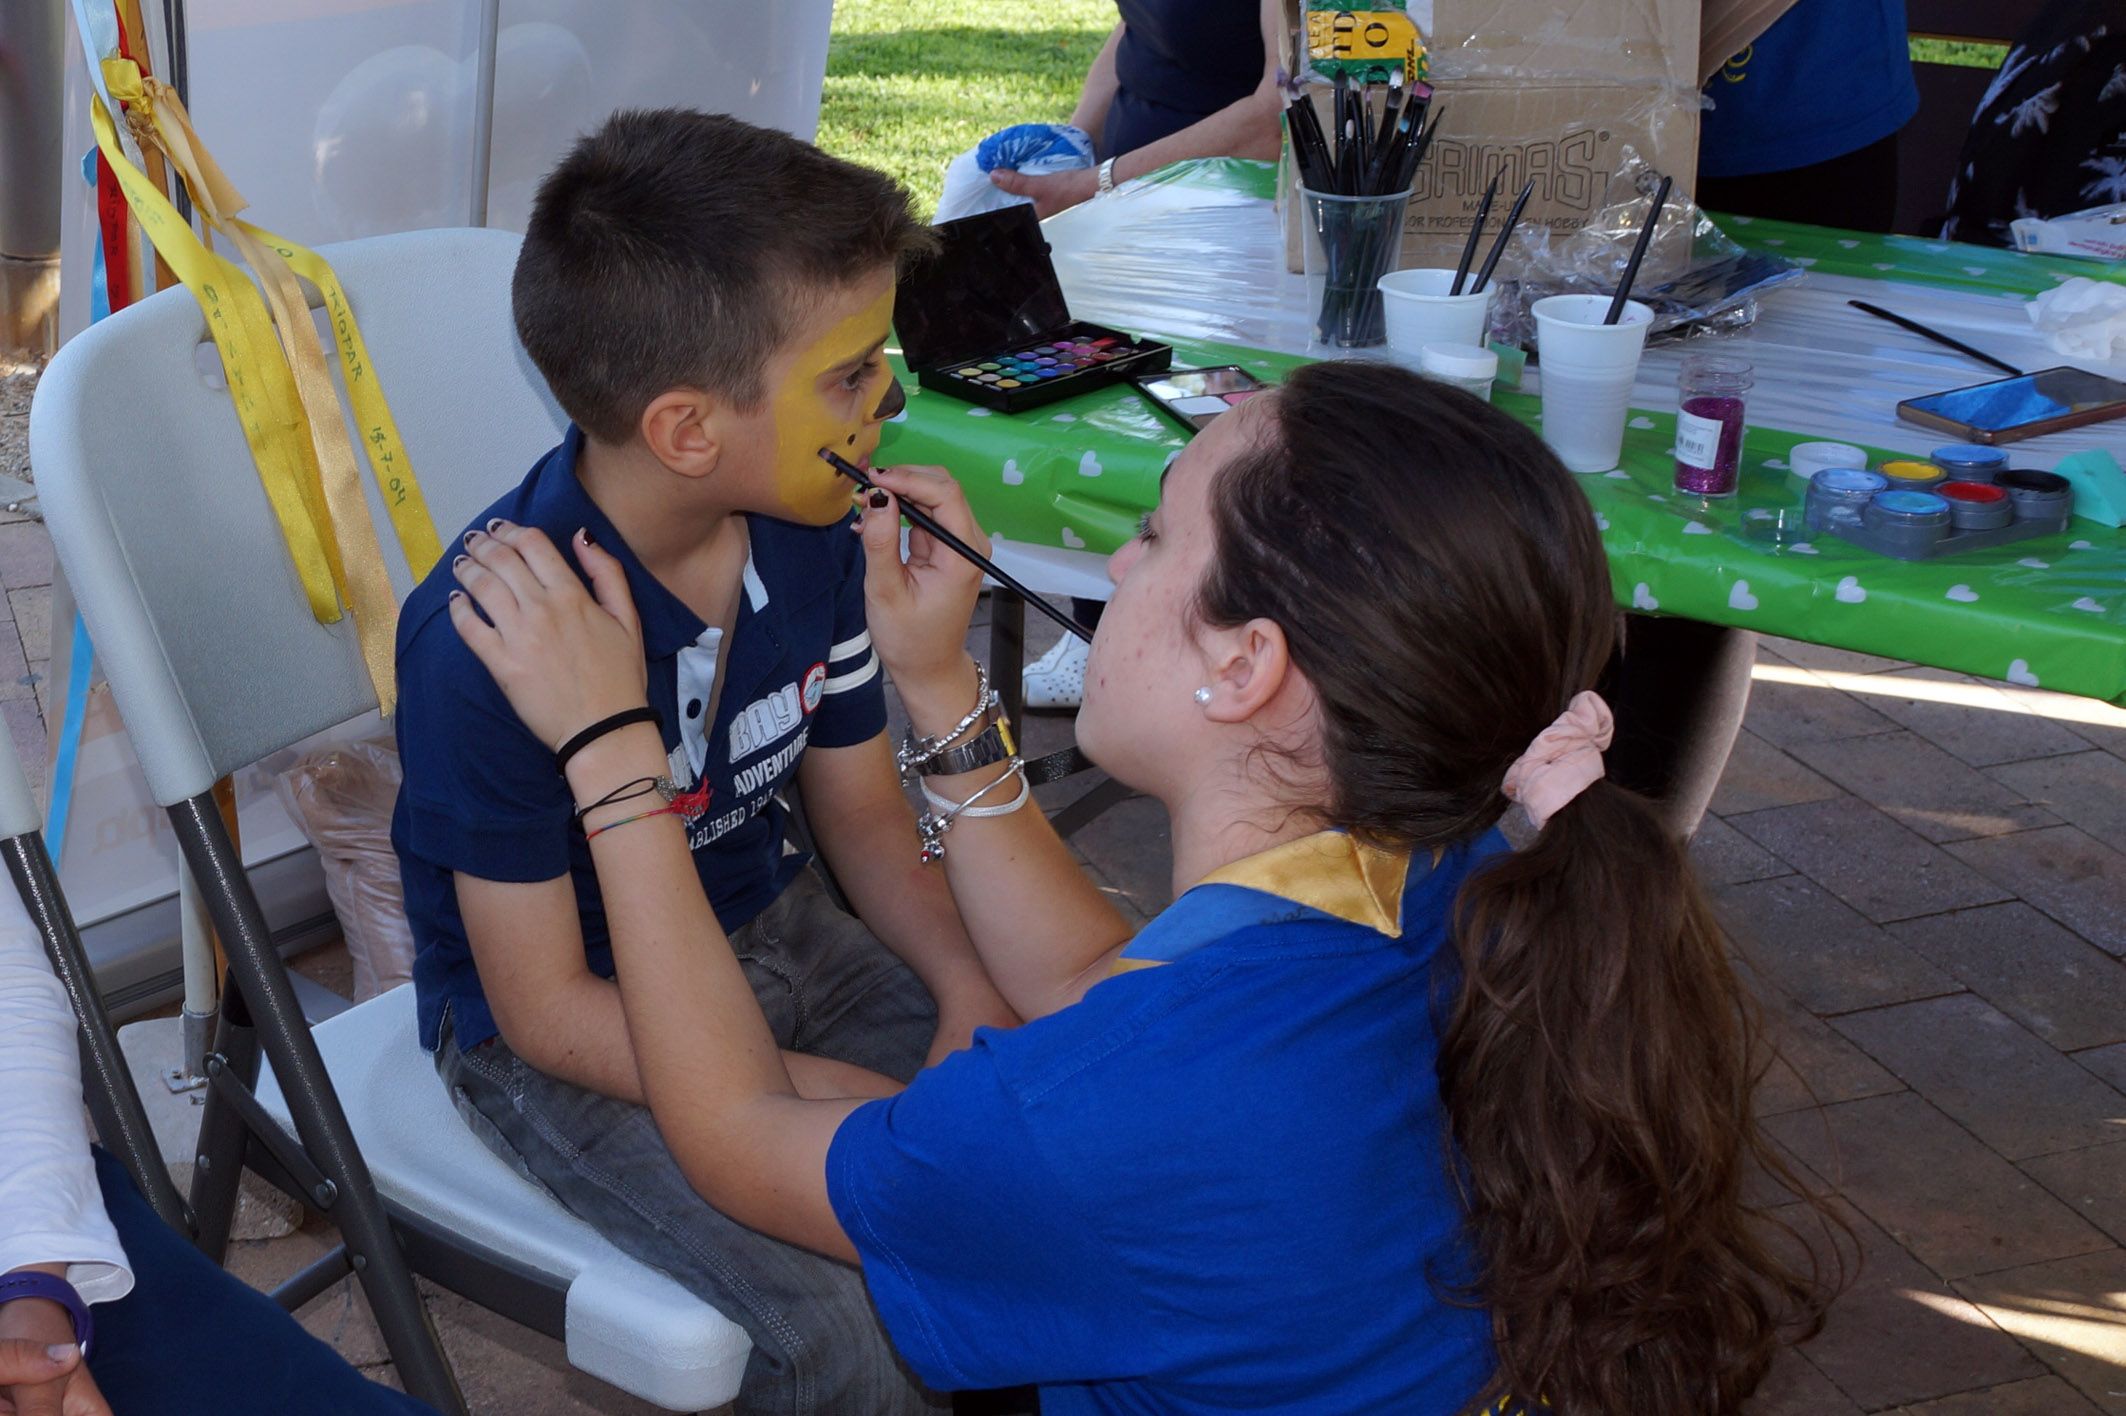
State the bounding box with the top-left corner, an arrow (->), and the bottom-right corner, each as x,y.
2026,278 -> 2126,361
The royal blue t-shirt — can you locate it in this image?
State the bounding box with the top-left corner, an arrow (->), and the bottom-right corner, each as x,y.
827,830 -> 1505,1413
393,425 -> 886,1053
1699,0 -> 1917,178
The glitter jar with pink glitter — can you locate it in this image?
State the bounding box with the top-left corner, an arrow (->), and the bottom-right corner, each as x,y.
1672,354 -> 1754,497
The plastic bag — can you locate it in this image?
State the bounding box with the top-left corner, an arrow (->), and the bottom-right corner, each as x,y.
1491,148 -> 1805,350
934,123 -> 1096,222
272,737 -> 413,1002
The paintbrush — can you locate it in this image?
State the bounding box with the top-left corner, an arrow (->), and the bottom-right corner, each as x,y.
1469,177 -> 1536,296
1606,173 -> 1672,325
1452,173 -> 1499,295
820,448 -> 1095,643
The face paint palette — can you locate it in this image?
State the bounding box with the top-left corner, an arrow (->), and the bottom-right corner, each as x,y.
894,203 -> 1171,413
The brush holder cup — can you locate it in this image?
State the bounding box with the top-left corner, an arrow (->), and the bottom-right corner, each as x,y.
1302,188 -> 1412,350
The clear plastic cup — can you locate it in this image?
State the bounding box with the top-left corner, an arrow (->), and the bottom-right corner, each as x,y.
1531,294 -> 1654,473
1378,268 -> 1493,369
1301,188 -> 1412,349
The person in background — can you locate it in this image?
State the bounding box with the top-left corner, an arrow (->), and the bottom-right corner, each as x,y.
1943,1 -> 2126,247
1695,0 -> 1918,234
0,896 -> 434,1415
995,0 -> 1284,711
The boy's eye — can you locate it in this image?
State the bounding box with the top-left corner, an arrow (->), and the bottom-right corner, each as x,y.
841,357 -> 882,393
1136,512 -> 1157,543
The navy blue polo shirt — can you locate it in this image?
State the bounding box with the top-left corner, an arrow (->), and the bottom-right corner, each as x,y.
392,426 -> 886,1053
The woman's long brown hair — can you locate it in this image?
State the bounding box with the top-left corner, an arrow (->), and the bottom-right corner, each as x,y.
1194,361 -> 1840,1413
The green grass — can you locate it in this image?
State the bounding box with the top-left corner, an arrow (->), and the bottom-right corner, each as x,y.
1911,38 -> 2008,69
819,0 -> 1117,217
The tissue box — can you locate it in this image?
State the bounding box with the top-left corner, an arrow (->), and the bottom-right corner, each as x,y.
2011,202 -> 2126,263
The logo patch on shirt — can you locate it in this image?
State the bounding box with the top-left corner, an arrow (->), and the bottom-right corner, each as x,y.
801,662 -> 827,715
729,683 -> 806,760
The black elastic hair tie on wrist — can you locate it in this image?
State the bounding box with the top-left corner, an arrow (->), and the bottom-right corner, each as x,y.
555,707 -> 662,775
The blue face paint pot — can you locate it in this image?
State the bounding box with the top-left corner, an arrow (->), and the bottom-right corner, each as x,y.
1863,489 -> 1952,554
1931,444 -> 2009,483
1805,466 -> 1890,532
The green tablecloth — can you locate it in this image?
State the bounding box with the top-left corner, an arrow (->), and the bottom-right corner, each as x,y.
876,168 -> 2126,707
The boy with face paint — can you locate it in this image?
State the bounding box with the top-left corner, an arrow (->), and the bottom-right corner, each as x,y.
388,111 -> 1012,1415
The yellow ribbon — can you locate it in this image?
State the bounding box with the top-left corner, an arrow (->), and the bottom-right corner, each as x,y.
89,59 -> 443,712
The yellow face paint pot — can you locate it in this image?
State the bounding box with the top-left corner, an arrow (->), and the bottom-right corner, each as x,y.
767,282 -> 897,525
1878,459 -> 1947,491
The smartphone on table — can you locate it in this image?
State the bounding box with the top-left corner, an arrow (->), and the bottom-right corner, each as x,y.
1897,366 -> 2126,445
1135,366 -> 1271,433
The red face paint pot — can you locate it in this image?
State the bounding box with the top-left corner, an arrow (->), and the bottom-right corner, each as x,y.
1939,480 -> 2013,531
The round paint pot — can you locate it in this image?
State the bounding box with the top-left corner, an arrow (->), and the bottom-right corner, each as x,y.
1939,480 -> 2014,531
1806,465 -> 1889,532
1931,444 -> 2009,483
1879,459 -> 1947,491
1995,468 -> 2074,523
1788,441 -> 1869,488
1863,489 -> 1952,554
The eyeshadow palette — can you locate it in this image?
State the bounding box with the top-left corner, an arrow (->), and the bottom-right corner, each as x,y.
894,203 -> 1171,413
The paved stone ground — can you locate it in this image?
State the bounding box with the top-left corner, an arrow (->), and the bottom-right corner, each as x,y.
8,350 -> 2126,1411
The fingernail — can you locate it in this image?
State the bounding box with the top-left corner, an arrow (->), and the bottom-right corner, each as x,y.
486,518 -> 504,532
463,530 -> 479,546
453,555 -> 468,570
868,490 -> 890,509
578,527 -> 595,546
46,1342 -> 77,1361
449,589 -> 465,601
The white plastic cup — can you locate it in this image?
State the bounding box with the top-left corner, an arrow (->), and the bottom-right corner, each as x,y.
1378,268 -> 1494,369
1532,294 -> 1654,473
1418,342 -> 1498,402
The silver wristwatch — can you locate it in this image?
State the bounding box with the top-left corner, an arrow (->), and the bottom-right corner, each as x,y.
917,713 -> 1018,777
1096,156 -> 1118,195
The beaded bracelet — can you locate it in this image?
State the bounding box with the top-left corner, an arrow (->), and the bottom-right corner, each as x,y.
895,660 -> 994,783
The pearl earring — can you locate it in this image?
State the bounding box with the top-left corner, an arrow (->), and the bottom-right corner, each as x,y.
1193,686 -> 1213,705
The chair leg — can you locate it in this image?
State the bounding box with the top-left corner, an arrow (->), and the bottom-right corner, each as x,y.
166,795 -> 467,1416
989,589 -> 1027,725
2,833 -> 191,1233
186,974 -> 256,1263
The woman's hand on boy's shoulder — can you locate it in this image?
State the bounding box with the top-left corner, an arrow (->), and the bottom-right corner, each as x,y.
448,521 -> 649,752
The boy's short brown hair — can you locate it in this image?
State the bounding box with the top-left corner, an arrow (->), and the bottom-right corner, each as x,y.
513,108 -> 933,444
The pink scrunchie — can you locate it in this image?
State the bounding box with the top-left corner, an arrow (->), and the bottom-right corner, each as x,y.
1501,691 -> 1615,830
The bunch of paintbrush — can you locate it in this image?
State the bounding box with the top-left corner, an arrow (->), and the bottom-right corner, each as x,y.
1285,70 -> 1443,346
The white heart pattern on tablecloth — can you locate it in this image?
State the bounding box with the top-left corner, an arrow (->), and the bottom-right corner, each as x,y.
967,407 -> 992,417
1628,416 -> 1656,430
1946,584 -> 1979,602
2008,659 -> 2040,687
1728,580 -> 1758,611
1632,583 -> 1659,611
1872,262 -> 1897,271
1001,459 -> 1025,486
1052,413 -> 1078,423
1594,512 -> 1610,530
2018,557 -> 2050,569
2071,597 -> 2105,613
1078,451 -> 1104,478
1793,256 -> 1818,267
2071,540 -> 2095,550
1060,527 -> 1086,549
1962,266 -> 1987,276
1836,576 -> 1867,603
1682,521 -> 1713,535
1838,239 -> 1860,249
1604,469 -> 1631,480
1790,542 -> 1818,554
1766,457 -> 1789,469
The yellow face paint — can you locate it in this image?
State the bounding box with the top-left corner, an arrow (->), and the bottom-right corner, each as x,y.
768,283 -> 898,525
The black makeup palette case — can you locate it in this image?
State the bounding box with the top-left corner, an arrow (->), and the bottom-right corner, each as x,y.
893,203 -> 1171,414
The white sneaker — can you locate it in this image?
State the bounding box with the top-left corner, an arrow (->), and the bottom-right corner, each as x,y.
1022,634 -> 1089,711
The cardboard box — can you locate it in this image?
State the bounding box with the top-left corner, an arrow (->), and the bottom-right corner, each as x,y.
1280,0 -> 1702,281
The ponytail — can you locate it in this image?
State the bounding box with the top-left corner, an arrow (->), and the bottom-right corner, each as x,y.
1441,778 -> 1838,1414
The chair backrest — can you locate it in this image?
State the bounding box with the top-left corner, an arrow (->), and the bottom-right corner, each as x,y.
1896,0 -> 2045,235
30,228 -> 566,806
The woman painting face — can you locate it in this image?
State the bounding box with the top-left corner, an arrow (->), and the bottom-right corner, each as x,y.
764,273 -> 900,525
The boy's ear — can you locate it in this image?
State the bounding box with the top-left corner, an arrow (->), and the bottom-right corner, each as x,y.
639,388 -> 723,479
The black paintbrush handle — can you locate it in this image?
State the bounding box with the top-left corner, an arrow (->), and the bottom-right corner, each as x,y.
1452,174 -> 1498,296
1470,179 -> 1534,296
1606,173 -> 1672,325
1847,300 -> 2024,377
820,449 -> 1095,643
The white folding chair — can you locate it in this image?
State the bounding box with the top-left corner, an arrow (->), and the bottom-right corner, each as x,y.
30,227 -> 751,1413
